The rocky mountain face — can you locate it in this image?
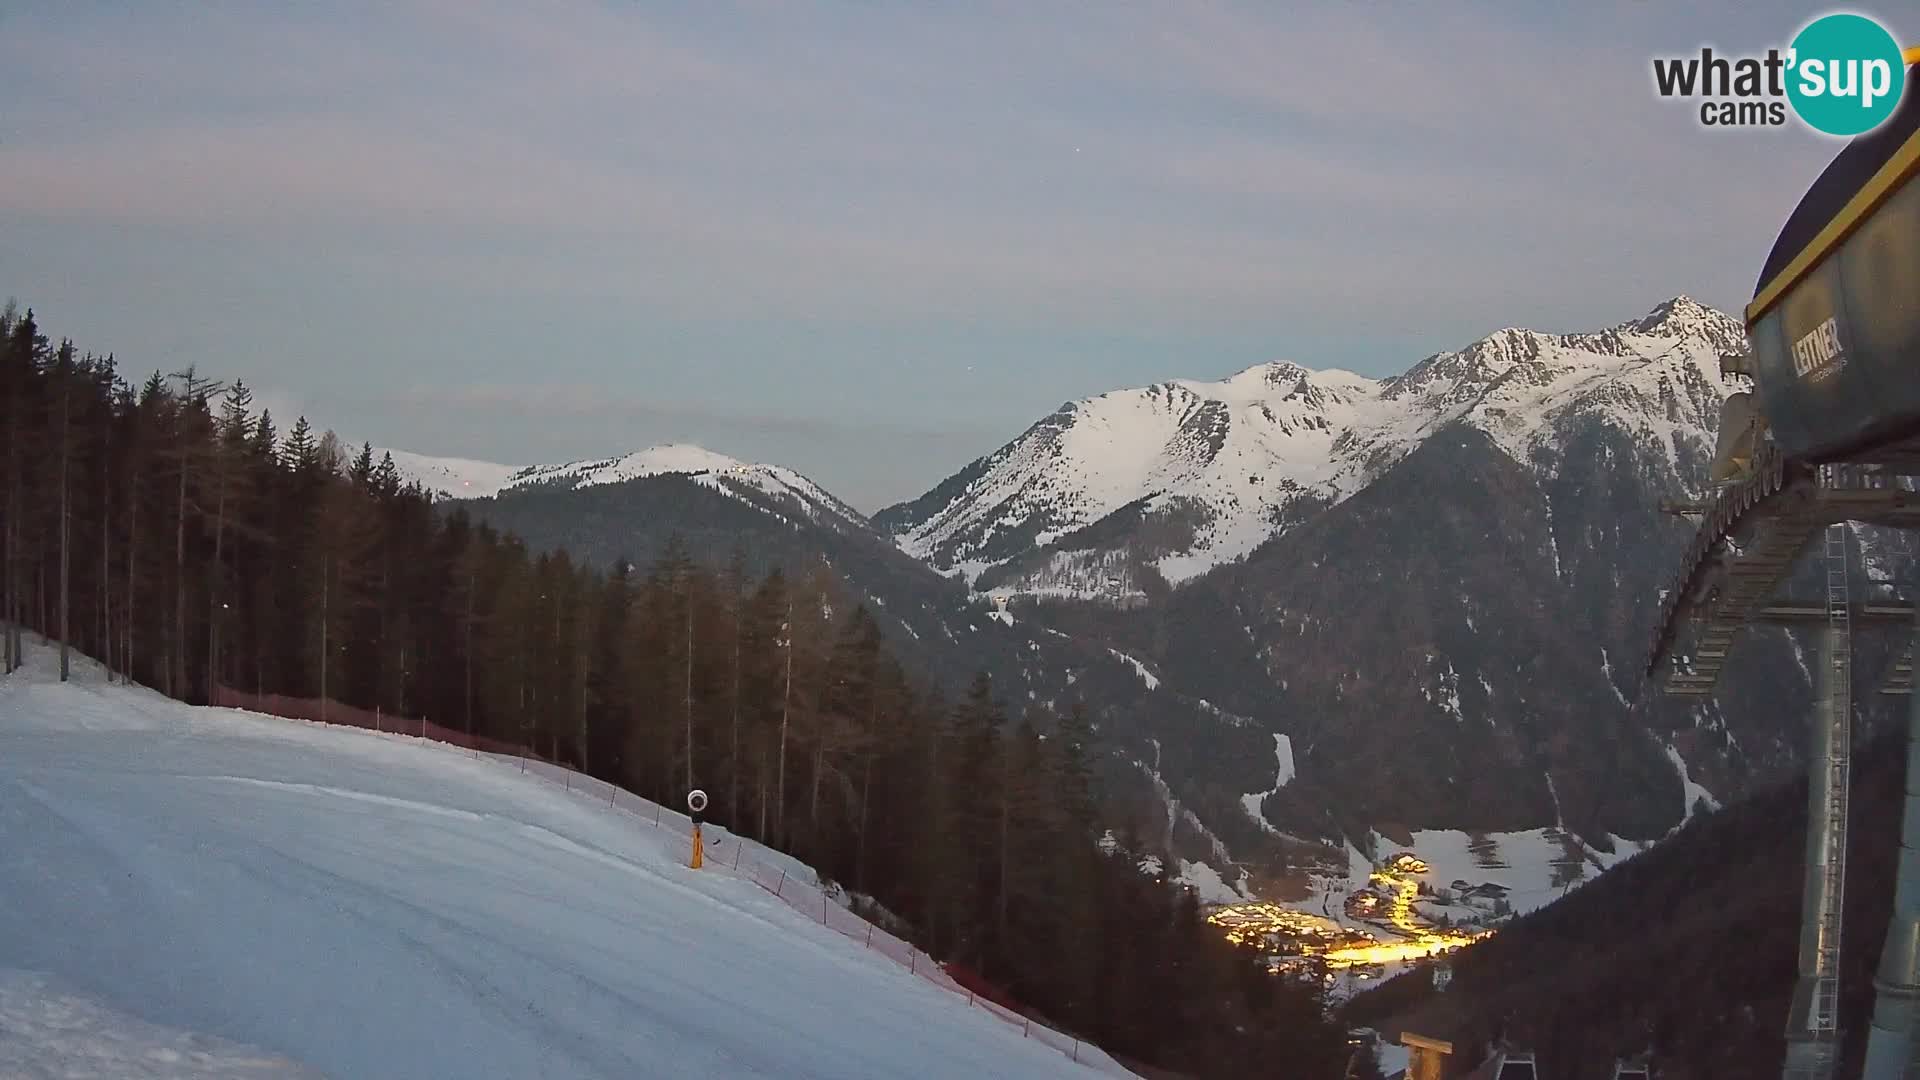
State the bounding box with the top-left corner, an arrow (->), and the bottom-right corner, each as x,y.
392,297 -> 1911,898
876,297 -> 1751,595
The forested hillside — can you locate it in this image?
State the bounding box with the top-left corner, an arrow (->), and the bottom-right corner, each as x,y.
1344,729 -> 1910,1079
0,305 -> 1353,1078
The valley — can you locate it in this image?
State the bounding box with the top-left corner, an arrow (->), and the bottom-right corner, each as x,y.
377,295 -> 1865,926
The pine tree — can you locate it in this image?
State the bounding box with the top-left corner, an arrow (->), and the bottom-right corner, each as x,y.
282,416 -> 317,475
0,305 -> 1365,1076
206,380 -> 254,693
52,341 -> 76,679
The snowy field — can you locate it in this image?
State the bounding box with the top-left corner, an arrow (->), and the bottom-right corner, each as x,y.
1397,828 -> 1648,917
0,645 -> 1111,1079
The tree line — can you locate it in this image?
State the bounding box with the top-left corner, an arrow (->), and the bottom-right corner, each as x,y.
0,304 -> 1352,1077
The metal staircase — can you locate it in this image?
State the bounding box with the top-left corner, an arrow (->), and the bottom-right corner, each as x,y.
1813,516 -> 1853,1043
1784,480 -> 1857,1080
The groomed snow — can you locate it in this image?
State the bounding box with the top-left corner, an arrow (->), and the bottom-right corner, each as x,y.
0,646 -> 1112,1080
0,969 -> 323,1078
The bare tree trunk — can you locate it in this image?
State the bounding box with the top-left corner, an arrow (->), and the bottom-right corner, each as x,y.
57,369 -> 70,681
99,423 -> 111,682
684,589 -> 694,795
757,745 -> 770,841
729,603 -> 741,826
125,487 -> 137,685
576,644 -> 590,774
319,556 -> 328,720
206,457 -> 227,696
2,340 -> 17,676
997,751 -> 1012,940
777,597 -> 793,845
3,505 -> 13,674
857,687 -> 878,893
173,440 -> 187,699
464,558 -> 475,734
857,752 -> 874,894
809,744 -> 824,853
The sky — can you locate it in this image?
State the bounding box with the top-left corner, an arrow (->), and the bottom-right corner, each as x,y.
0,1 -> 1868,510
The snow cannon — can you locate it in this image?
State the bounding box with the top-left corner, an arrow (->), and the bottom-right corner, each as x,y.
1744,58 -> 1920,466
687,789 -> 708,870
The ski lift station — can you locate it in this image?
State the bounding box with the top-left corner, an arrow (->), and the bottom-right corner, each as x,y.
1646,55 -> 1920,1080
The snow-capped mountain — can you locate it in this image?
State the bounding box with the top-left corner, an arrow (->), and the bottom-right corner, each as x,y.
371,296 -> 1897,904
383,443 -> 867,532
378,450 -> 526,499
877,296 -> 1746,592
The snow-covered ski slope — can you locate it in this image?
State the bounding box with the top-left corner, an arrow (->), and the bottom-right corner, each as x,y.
0,646 -> 1117,1079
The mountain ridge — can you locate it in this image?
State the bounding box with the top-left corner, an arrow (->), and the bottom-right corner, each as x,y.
876,295 -> 1745,593
383,442 -> 869,534
379,294 -> 1876,908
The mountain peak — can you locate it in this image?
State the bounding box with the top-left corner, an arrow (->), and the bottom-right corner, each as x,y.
886,295 -> 1747,588
1619,295 -> 1744,349
1225,360 -> 1310,385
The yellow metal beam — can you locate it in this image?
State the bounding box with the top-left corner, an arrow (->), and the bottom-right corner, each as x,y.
1747,122 -> 1920,326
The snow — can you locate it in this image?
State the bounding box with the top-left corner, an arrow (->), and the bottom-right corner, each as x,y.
1599,648 -> 1632,708
1106,649 -> 1160,691
888,297 -> 1743,586
1392,828 -> 1643,917
0,646 -> 1114,1080
1269,734 -> 1295,786
1665,743 -> 1721,821
382,443 -> 866,528
376,449 -> 527,499
1171,859 -> 1246,905
0,969 -> 322,1079
1238,734 -> 1295,835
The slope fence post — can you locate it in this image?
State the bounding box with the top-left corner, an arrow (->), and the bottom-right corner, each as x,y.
865,924 -> 874,948
732,843 -> 743,870
776,870 -> 787,896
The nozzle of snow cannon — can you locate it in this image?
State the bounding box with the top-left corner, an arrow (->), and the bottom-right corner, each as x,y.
686,789 -> 708,869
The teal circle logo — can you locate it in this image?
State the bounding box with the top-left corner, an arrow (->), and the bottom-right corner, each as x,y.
1786,13 -> 1906,136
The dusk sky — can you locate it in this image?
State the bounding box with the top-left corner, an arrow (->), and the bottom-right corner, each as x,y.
0,2 -> 1857,509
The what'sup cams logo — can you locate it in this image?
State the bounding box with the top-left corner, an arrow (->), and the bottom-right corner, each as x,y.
1653,12 -> 1916,136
